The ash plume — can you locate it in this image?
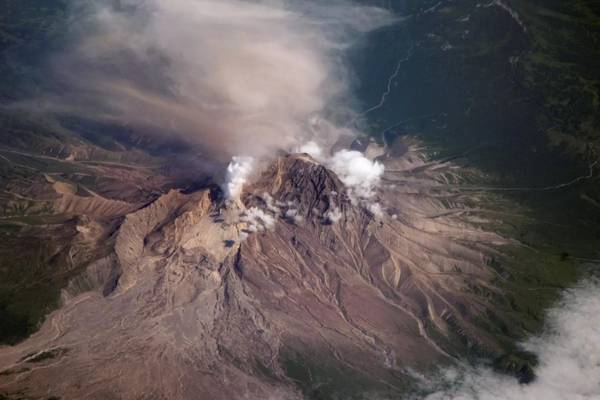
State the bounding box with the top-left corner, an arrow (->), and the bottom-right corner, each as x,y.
35,0 -> 393,161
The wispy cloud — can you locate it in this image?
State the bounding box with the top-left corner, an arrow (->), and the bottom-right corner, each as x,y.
417,277 -> 600,400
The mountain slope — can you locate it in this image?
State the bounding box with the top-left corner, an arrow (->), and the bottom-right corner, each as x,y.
0,142 -> 530,399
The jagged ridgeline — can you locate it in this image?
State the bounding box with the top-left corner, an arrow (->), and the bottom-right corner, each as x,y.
0,140 -> 581,399
0,0 -> 216,346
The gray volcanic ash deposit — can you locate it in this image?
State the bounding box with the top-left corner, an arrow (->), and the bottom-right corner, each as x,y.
0,142 -> 515,400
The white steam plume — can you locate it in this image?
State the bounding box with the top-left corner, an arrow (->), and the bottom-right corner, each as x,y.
294,141 -> 385,214
241,207 -> 276,233
329,149 -> 384,200
225,156 -> 255,200
297,140 -> 324,160
419,277 -> 600,400
325,206 -> 343,223
38,0 -> 394,161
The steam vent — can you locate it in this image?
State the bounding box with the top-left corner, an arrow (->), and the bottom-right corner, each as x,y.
1,1 -> 599,399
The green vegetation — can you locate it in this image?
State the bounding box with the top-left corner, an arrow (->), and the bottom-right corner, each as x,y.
0,228 -> 75,344
516,1 -> 600,158
281,348 -> 408,400
0,1 -> 190,346
356,0 -> 600,313
357,0 -> 600,187
0,0 -> 68,102
0,3 -> 597,395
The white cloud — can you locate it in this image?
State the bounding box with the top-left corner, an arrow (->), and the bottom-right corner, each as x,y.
419,278 -> 600,400
291,143 -> 386,219
328,149 -> 384,200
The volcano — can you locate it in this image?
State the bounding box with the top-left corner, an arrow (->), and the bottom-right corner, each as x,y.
0,143 -> 518,399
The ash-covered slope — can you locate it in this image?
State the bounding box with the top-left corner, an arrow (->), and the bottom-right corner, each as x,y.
0,146 -> 513,400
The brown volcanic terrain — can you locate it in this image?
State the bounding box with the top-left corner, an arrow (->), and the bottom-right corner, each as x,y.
0,140 -> 517,399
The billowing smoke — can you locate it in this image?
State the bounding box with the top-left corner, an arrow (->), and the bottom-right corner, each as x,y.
241,207 -> 276,233
328,149 -> 384,200
296,140 -> 385,214
38,0 -> 393,161
297,141 -> 325,160
418,277 -> 600,400
225,156 -> 255,200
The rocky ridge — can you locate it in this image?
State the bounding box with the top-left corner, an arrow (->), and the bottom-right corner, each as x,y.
0,141 -> 515,399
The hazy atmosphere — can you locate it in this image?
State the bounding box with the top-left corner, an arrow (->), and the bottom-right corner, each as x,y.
31,0 -> 393,159
0,1 -> 599,399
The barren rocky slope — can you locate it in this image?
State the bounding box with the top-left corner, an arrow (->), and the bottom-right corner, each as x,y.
0,141 -> 527,399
